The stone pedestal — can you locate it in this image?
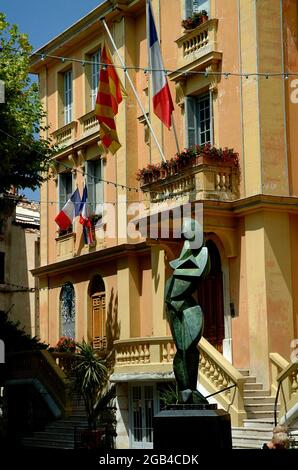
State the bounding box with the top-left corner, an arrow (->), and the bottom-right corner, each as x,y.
153,404 -> 232,450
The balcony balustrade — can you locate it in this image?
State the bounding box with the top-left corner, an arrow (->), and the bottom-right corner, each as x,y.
79,110 -> 99,137
51,121 -> 77,147
174,19 -> 221,76
139,155 -> 240,205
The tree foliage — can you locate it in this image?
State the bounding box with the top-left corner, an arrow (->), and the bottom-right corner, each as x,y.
0,13 -> 55,194
0,312 -> 48,353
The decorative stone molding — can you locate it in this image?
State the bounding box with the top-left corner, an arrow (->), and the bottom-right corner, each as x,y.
137,113 -> 150,146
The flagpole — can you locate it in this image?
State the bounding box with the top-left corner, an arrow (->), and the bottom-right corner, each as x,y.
101,18 -> 166,163
172,115 -> 180,154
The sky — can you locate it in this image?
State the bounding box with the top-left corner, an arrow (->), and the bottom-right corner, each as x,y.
1,0 -> 104,200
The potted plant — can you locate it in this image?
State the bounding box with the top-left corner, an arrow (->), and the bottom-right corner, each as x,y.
73,341 -> 109,448
181,10 -> 209,30
55,336 -> 76,353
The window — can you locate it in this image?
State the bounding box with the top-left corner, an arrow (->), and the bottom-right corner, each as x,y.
185,0 -> 210,17
60,282 -> 75,338
185,93 -> 213,147
58,172 -> 73,210
91,50 -> 101,109
86,159 -> 103,215
0,252 -> 5,284
85,48 -> 101,113
129,384 -> 158,449
64,70 -> 73,125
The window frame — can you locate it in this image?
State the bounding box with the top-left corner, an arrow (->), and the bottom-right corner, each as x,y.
86,158 -> 104,215
91,49 -> 101,109
84,46 -> 101,114
58,172 -> 73,210
185,91 -> 213,147
129,383 -> 159,449
60,282 -> 76,339
64,69 -> 73,125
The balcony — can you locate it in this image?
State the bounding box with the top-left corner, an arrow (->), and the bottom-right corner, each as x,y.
51,121 -> 77,147
56,232 -> 76,260
79,110 -> 99,137
171,19 -> 221,81
139,155 -> 240,205
113,337 -> 175,374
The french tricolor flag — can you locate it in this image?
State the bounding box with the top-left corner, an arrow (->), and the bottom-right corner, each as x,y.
55,188 -> 81,230
147,0 -> 174,129
79,185 -> 94,245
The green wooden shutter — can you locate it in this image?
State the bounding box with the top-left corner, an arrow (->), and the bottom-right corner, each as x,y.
59,174 -> 67,210
94,159 -> 103,215
185,96 -> 197,148
86,161 -> 95,213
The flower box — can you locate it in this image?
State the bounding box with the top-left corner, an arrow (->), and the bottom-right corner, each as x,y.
181,10 -> 208,30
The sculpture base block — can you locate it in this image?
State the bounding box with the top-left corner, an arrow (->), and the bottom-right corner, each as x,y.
153,405 -> 232,450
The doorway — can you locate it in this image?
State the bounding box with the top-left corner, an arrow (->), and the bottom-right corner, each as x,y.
197,240 -> 225,353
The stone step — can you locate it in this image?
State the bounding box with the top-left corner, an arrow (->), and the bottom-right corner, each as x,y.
232,435 -> 269,448
22,437 -> 74,449
246,411 -> 275,420
71,409 -> 88,416
244,395 -> 275,403
244,389 -> 271,396
46,420 -> 88,429
232,440 -> 263,449
238,369 -> 250,377
232,427 -> 273,439
243,376 -> 257,384
245,403 -> 279,412
244,383 -> 264,391
31,431 -> 75,442
243,418 -> 275,429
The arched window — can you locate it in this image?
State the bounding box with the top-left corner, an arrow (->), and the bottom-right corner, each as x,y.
88,275 -> 106,350
60,282 -> 76,338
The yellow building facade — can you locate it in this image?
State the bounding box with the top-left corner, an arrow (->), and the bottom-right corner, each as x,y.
30,0 -> 298,448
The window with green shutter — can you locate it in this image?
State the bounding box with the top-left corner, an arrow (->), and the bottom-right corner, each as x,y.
86,159 -> 103,215
58,172 -> 73,210
64,70 -> 73,125
185,92 -> 213,147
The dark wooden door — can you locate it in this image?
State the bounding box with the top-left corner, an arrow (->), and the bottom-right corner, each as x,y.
197,240 -> 225,352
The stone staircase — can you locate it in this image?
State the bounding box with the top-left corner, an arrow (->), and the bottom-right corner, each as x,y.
22,394 -> 88,449
232,369 -> 277,449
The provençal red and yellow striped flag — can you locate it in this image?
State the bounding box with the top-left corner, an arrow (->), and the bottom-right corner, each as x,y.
95,44 -> 123,154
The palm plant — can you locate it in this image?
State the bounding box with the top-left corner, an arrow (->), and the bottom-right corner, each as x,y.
73,341 -> 108,429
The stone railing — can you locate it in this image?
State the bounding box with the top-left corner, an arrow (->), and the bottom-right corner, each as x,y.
176,19 -> 219,69
269,352 -> 289,397
51,351 -> 80,378
114,335 -> 246,425
51,121 -> 77,147
79,110 -> 99,136
6,350 -> 72,416
114,337 -> 175,367
270,353 -> 298,421
198,337 -> 246,426
140,157 -> 239,204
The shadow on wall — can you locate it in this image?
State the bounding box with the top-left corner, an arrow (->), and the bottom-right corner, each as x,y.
2,222 -> 32,336
106,288 -> 120,371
